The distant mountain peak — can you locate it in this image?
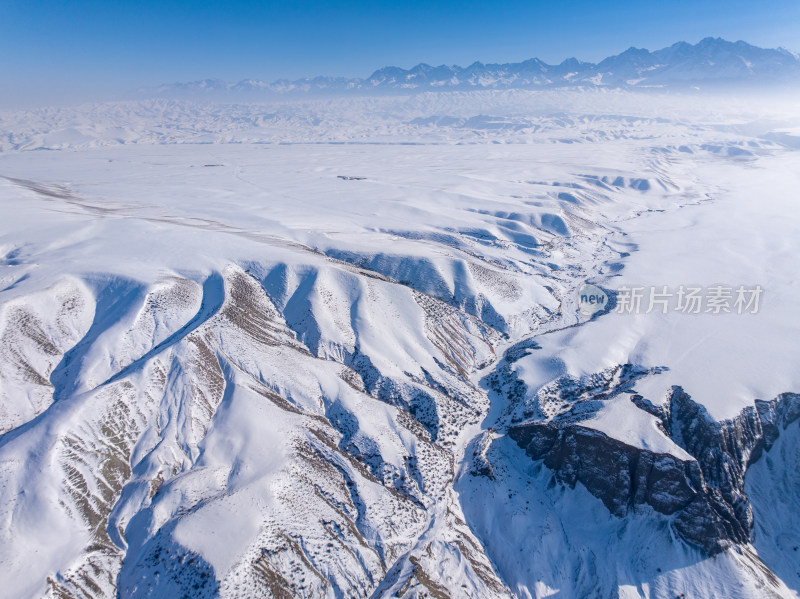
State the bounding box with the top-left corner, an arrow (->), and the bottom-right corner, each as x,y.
143,38 -> 800,99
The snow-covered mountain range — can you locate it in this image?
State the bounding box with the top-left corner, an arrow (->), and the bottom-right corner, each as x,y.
144,38 -> 800,99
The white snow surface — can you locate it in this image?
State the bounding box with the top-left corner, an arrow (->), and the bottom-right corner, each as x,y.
0,90 -> 798,598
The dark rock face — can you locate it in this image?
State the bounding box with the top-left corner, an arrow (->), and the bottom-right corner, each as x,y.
509,387 -> 800,555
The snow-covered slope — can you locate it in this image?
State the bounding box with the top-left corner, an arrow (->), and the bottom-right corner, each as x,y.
0,90 -> 799,598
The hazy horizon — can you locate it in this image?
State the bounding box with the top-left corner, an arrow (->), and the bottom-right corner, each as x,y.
2,0 -> 800,108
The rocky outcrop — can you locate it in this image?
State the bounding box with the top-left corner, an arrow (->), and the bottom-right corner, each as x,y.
509,386 -> 800,555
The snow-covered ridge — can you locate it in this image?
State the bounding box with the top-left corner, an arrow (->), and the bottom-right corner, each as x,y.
142,38 -> 800,99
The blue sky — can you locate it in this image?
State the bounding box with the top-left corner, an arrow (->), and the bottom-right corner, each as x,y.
2,0 -> 800,105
